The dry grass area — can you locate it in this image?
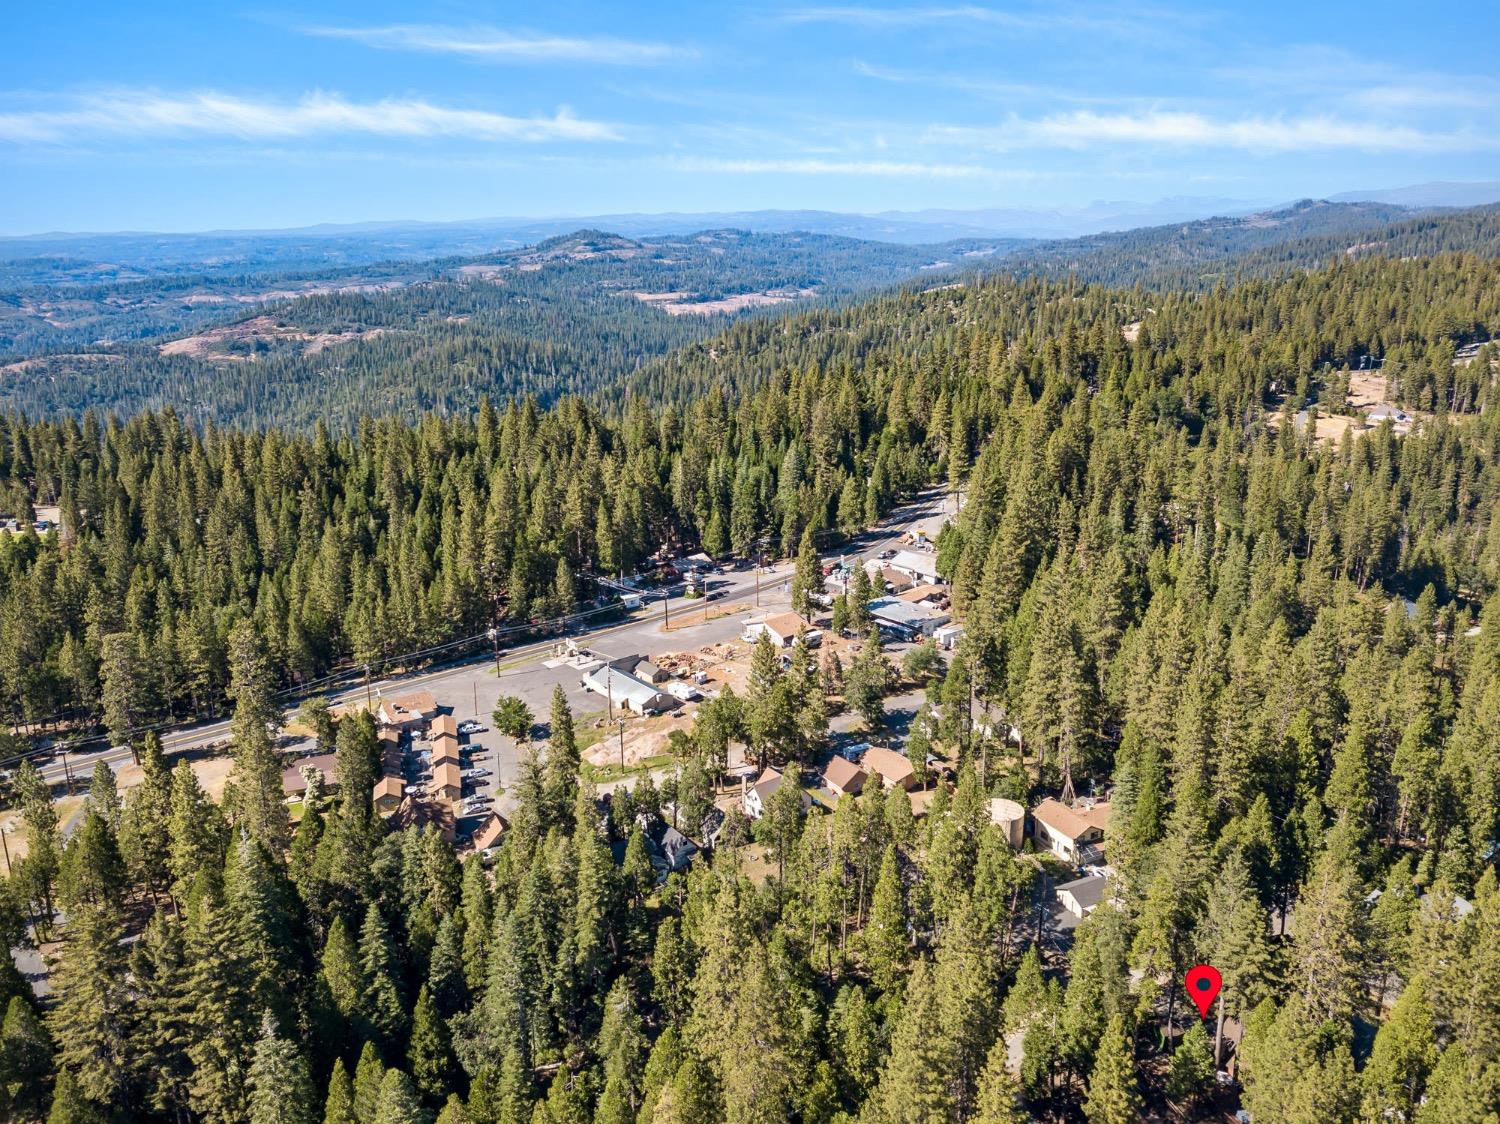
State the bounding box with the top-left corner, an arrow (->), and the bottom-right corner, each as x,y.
632,288 -> 816,316
454,265 -> 507,282
0,795 -> 84,870
1313,413 -> 1361,445
0,354 -> 122,377
1348,371 -> 1390,411
581,712 -> 689,769
158,315 -> 388,360
659,600 -> 751,633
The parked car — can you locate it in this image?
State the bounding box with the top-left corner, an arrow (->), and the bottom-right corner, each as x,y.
458,720 -> 485,734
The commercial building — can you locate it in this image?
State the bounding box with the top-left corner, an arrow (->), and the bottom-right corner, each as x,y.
581,662 -> 679,715
868,597 -> 950,640
888,549 -> 941,585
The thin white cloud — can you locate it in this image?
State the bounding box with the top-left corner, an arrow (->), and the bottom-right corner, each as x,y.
852,60 -> 1152,106
931,110 -> 1486,153
0,90 -> 620,144
304,24 -> 691,64
672,156 -> 1017,178
775,3 -> 1169,34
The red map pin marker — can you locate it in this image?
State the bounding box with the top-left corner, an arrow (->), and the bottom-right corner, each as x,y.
1184,964 -> 1222,1019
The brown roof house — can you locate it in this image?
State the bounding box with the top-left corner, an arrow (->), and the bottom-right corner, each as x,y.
742,612 -> 821,649
821,756 -> 867,798
378,691 -> 439,729
391,795 -> 455,843
281,753 -> 338,797
373,775 -> 405,815
1031,798 -> 1111,865
432,761 -> 463,804
862,746 -> 918,791
430,713 -> 458,741
472,813 -> 509,853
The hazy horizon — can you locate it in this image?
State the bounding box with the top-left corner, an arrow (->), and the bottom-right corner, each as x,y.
5,2 -> 1499,233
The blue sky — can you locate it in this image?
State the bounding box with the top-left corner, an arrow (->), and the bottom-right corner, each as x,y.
3,1 -> 1499,233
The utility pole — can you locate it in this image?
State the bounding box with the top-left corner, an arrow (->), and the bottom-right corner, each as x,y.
363,663 -> 373,712
618,718 -> 626,772
1213,990 -> 1226,1069
0,825 -> 10,874
488,627 -> 500,675
663,594 -> 669,630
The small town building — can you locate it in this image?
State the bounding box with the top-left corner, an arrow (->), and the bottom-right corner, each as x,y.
934,622 -> 965,650
430,740 -> 461,767
888,549 -> 941,585
1057,873 -> 1109,919
581,663 -> 679,715
1031,797 -> 1111,865
742,612 -> 820,648
391,796 -> 455,842
879,566 -> 916,594
869,597 -> 951,639
472,813 -> 508,852
373,775 -> 405,814
432,762 -> 463,804
1366,403 -> 1411,426
281,753 -> 338,797
743,767 -> 810,819
821,756 -> 867,798
898,583 -> 949,607
862,746 -> 918,791
378,690 -> 439,729
430,713 -> 458,741
617,655 -> 668,684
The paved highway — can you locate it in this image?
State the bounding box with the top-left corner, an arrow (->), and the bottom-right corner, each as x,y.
33,488 -> 952,791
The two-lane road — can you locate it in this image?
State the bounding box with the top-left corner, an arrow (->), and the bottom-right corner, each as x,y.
33,487 -> 952,789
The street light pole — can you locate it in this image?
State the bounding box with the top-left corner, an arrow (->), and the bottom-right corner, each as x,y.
488,627 -> 500,675
363,663 -> 373,712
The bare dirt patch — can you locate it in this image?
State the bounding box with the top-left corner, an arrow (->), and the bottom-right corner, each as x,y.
1122,320 -> 1143,343
157,315 -> 388,360
455,265 -> 507,282
0,353 -> 123,377
632,288 -> 816,316
1347,371 -> 1389,411
582,714 -> 685,769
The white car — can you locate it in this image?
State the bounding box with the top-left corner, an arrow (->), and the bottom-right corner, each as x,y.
459,720 -> 485,734
464,767 -> 492,779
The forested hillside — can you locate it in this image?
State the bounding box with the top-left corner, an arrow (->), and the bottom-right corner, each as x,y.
4,250 -> 1500,1122
9,201 -> 1500,433
993,198 -> 1414,287
0,229 -> 1009,429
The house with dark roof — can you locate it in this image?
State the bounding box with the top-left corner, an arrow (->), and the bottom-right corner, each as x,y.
1057,873 -> 1110,919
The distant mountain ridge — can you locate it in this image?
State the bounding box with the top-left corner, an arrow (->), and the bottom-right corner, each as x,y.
4,184 -> 1471,268
1330,181 -> 1500,208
